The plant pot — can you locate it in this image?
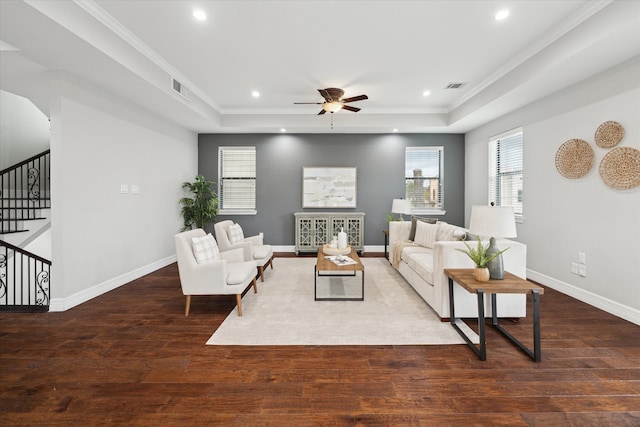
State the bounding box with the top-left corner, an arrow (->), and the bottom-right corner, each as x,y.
473,267 -> 490,282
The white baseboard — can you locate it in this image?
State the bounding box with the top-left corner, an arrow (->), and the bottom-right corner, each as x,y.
527,269 -> 640,326
49,255 -> 177,312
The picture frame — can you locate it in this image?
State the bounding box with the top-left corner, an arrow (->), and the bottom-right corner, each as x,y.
302,167 -> 357,208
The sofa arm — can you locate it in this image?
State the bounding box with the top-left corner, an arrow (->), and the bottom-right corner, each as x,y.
389,221 -> 412,262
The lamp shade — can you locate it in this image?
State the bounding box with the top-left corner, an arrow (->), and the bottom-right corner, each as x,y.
468,205 -> 517,238
391,199 -> 411,215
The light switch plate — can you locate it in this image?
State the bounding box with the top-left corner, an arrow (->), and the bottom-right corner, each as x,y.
120,184 -> 129,194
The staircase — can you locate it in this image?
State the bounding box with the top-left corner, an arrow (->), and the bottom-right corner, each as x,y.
0,150 -> 51,311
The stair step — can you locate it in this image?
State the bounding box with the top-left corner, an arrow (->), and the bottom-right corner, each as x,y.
0,229 -> 29,235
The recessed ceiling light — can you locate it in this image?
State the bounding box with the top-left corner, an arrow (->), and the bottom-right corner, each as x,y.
193,9 -> 207,21
393,128 -> 399,133
422,90 -> 431,97
251,90 -> 260,98
280,128 -> 286,133
495,9 -> 509,21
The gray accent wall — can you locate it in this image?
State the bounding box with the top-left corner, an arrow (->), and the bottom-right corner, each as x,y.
198,133 -> 465,246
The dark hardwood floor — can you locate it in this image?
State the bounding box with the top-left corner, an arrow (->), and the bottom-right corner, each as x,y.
1,257 -> 639,426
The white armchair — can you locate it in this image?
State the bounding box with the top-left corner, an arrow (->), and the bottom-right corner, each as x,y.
214,220 -> 274,282
174,229 -> 257,316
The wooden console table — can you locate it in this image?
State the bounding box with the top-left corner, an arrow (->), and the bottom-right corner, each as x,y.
444,268 -> 544,362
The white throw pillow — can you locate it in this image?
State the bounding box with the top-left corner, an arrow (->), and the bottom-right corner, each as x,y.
227,223 -> 245,245
436,222 -> 467,241
414,221 -> 439,249
192,233 -> 220,264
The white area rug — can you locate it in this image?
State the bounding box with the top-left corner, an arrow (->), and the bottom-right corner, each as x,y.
207,257 -> 479,346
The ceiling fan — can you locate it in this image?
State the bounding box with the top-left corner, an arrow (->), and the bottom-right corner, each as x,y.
294,88 -> 368,115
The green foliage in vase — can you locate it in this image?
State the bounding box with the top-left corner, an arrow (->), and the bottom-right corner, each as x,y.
179,175 -> 218,231
386,214 -> 399,222
456,238 -> 509,268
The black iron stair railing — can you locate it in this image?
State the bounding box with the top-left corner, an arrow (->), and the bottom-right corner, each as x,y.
0,149 -> 51,234
0,239 -> 51,312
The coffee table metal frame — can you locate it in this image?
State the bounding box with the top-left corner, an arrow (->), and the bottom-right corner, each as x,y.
314,247 -> 364,301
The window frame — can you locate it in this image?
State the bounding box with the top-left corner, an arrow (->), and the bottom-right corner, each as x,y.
217,146 -> 257,216
404,146 -> 445,216
488,128 -> 524,222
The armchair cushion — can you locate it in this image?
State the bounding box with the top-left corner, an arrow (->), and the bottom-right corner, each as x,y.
227,223 -> 245,245
191,233 -> 220,264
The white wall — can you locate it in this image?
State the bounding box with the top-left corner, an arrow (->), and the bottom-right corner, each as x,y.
0,90 -> 50,169
48,74 -> 198,310
465,57 -> 640,325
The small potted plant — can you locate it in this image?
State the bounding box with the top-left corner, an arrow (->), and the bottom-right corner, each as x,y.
456,238 -> 509,282
179,175 -> 218,232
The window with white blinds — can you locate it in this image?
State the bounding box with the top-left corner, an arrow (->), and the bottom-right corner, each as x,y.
218,146 -> 256,214
488,128 -> 523,220
405,146 -> 444,213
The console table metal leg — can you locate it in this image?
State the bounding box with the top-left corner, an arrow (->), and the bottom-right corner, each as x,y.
448,278 -> 485,360
477,289 -> 486,361
533,289 -> 541,362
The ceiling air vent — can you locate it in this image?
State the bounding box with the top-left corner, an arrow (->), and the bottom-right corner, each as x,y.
172,78 -> 190,100
445,82 -> 465,89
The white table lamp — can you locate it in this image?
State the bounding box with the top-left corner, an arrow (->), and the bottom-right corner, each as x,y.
468,205 -> 517,279
391,199 -> 411,221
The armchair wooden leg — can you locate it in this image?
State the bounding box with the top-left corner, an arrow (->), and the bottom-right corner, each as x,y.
236,294 -> 243,316
185,295 -> 191,317
252,277 -> 257,293
269,255 -> 274,270
258,265 -> 265,282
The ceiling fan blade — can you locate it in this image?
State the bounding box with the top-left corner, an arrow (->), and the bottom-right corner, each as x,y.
317,109 -> 326,115
293,102 -> 322,104
341,94 -> 368,103
318,89 -> 332,102
341,105 -> 361,112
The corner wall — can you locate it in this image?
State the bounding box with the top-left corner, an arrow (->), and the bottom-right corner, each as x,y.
49,74 -> 198,310
465,57 -> 640,325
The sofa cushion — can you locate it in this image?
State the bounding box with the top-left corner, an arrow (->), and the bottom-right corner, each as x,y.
436,222 -> 467,241
414,220 -> 439,249
400,245 -> 433,264
406,252 -> 434,284
408,216 -> 438,241
227,223 -> 245,245
192,233 -> 220,264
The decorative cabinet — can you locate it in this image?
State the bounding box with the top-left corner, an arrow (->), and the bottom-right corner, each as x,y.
294,212 -> 366,254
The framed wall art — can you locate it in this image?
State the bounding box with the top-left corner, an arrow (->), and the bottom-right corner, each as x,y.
302,167 -> 357,208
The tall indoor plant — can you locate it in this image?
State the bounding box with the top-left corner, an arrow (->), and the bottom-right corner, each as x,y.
179,175 -> 218,231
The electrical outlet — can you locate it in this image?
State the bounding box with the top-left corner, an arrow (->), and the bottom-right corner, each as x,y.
578,252 -> 586,264
120,184 -> 129,194
131,185 -> 140,194
571,262 -> 579,274
578,264 -> 587,277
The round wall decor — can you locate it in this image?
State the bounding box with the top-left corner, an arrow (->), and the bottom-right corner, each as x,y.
599,146 -> 640,190
594,121 -> 624,148
555,138 -> 594,179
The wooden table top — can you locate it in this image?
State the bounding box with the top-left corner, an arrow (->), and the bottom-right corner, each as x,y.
444,268 -> 544,295
316,246 -> 364,272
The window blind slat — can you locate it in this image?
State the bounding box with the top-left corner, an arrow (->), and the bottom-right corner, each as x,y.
218,147 -> 256,211
489,129 -> 523,218
405,147 -> 443,210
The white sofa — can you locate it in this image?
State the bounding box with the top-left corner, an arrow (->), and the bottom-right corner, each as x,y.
389,219 -> 527,320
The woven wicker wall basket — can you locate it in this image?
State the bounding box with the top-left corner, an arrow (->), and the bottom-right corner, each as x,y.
555,139 -> 594,179
599,147 -> 640,190
594,121 -> 624,148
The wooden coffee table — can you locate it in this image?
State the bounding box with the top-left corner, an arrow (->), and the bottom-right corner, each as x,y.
314,246 -> 364,301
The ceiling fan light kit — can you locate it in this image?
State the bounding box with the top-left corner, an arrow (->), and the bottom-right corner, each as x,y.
294,87 -> 368,116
